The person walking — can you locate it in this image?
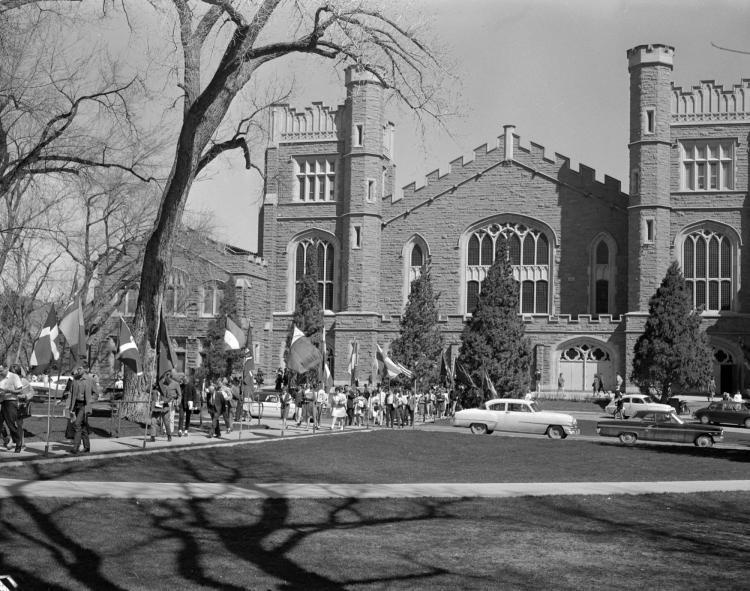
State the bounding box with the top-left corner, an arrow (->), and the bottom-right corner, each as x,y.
59,364 -> 98,453
0,364 -> 25,453
557,373 -> 565,397
206,383 -> 225,438
384,388 -> 394,428
160,370 -> 182,437
613,391 -> 624,419
148,382 -> 171,442
315,381 -> 327,428
330,388 -> 347,430
405,390 -> 416,427
708,376 -> 716,402
178,375 -> 198,437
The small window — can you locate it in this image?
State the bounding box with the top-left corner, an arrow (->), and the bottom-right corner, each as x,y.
646,220 -> 654,242
645,109 -> 655,134
366,179 -> 375,202
630,169 -> 640,195
355,124 -> 363,147
353,226 -> 362,249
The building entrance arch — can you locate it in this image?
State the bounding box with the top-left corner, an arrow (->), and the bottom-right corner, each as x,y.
558,341 -> 614,393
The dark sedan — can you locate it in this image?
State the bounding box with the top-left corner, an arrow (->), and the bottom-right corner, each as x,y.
694,401 -> 750,428
596,410 -> 723,447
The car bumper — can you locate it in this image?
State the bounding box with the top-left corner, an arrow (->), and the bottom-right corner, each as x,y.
563,426 -> 580,436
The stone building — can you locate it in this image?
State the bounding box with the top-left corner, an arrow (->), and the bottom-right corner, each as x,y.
255,43 -> 750,395
97,228 -> 267,380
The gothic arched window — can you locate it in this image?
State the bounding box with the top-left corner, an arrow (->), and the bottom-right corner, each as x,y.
295,238 -> 335,311
464,221 -> 551,314
683,229 -> 734,312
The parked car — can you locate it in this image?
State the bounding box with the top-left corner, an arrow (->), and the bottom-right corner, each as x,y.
28,375 -> 72,397
603,394 -> 672,418
694,401 -> 750,428
452,398 -> 580,439
597,410 -> 723,447
247,393 -> 296,419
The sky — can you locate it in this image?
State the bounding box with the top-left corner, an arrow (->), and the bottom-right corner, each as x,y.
186,0 -> 750,253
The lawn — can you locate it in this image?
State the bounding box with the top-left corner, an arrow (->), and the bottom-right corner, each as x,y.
4,429 -> 750,484
1,493 -> 748,590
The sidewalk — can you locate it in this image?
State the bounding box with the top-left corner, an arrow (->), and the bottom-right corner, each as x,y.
0,415 -> 355,466
1,478 -> 750,499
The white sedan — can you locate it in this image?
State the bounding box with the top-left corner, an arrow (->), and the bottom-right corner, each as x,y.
247,393 -> 296,419
452,398 -> 580,439
604,394 -> 673,418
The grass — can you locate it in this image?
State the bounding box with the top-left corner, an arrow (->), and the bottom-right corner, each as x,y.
1,493 -> 749,590
4,429 -> 750,484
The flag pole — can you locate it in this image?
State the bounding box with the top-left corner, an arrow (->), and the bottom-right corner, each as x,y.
44,343 -> 66,456
143,312 -> 161,449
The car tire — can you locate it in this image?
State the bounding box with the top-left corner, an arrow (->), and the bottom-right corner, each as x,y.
547,425 -> 565,439
699,415 -> 710,425
744,418 -> 750,429
470,423 -> 488,435
619,432 -> 637,446
695,435 -> 713,448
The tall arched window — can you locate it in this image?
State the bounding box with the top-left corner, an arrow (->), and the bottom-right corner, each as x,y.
200,281 -> 223,317
464,221 -> 551,314
295,238 -> 335,311
164,269 -> 188,316
402,235 -> 430,306
590,235 -> 616,315
683,228 -> 734,311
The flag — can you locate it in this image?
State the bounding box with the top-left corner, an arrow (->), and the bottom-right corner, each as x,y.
115,316 -> 142,375
440,349 -> 453,386
348,341 -> 359,376
29,306 -> 59,370
157,310 -> 177,378
224,316 -> 246,350
394,360 -> 414,379
455,361 -> 477,389
483,367 -> 498,398
375,344 -> 411,379
323,362 -> 334,389
287,325 -> 322,374
59,296 -> 86,360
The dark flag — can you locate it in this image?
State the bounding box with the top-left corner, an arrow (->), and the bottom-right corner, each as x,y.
455,361 -> 477,389
242,326 -> 255,398
115,316 -> 142,375
157,310 -> 177,378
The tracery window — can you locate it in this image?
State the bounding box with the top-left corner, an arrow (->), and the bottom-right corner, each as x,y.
590,237 -> 615,315
200,281 -> 223,317
164,269 -> 188,316
295,238 -> 335,311
464,221 -> 550,314
683,229 -> 733,312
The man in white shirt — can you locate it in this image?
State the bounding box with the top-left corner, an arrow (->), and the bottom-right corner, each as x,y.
0,364 -> 25,453
315,382 -> 327,427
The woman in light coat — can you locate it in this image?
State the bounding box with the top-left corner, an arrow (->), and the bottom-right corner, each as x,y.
330,388 -> 347,430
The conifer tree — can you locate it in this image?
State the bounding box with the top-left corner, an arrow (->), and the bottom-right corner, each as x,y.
390,260 -> 443,388
457,237 -> 532,399
631,261 -> 713,400
287,251 -> 323,384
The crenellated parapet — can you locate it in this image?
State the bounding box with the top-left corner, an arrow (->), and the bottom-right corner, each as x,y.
672,79 -> 750,124
270,102 -> 342,145
384,126 -> 626,226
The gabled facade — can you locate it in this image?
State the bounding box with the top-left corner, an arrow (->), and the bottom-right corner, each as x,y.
257,43 -> 750,395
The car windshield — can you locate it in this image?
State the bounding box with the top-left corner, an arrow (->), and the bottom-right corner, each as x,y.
528,402 -> 540,412
641,396 -> 654,403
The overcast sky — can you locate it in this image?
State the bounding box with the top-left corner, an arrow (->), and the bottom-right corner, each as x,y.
187,0 -> 750,253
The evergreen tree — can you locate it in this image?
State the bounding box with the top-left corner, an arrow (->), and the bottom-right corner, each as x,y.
457,237 -> 532,399
390,260 -> 443,389
287,251 -> 323,384
203,281 -> 243,380
631,261 -> 713,400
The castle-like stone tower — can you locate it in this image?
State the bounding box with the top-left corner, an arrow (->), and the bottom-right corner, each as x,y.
626,43 -> 675,311
339,67 -> 390,312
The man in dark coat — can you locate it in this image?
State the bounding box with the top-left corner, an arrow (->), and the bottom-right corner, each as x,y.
60,364 -> 98,454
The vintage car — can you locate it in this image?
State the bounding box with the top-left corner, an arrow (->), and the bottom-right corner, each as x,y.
597,410 -> 723,447
603,394 -> 673,418
694,401 -> 750,428
247,392 -> 296,419
452,398 -> 580,439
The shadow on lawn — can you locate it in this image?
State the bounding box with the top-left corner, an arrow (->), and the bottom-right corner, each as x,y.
591,440 -> 750,463
0,485 -> 468,589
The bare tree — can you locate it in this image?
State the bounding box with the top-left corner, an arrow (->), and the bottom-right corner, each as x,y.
121,0 -> 444,417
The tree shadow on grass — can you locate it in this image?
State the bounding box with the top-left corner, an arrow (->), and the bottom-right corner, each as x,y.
591,440 -> 750,463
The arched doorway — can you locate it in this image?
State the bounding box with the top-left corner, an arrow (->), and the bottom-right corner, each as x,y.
713,346 -> 738,396
558,342 -> 614,393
